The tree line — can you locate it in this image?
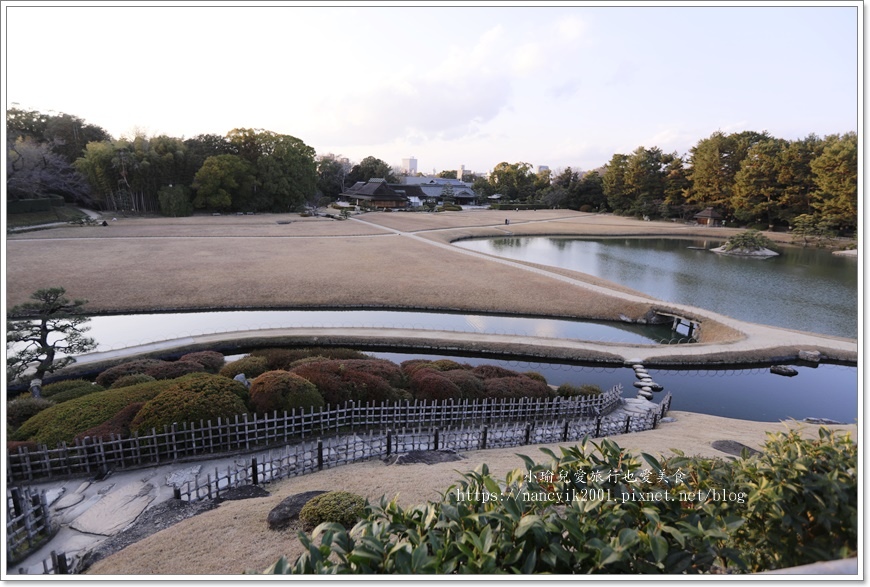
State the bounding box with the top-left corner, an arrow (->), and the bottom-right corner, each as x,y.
6,107 -> 857,232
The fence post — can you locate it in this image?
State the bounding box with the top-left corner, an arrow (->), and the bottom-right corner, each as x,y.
595,417 -> 602,438
56,552 -> 68,575
433,428 -> 439,451
386,430 -> 392,457
252,457 -> 258,486
624,416 -> 631,434
524,423 -> 531,445
10,487 -> 22,517
562,420 -> 570,442
481,426 -> 488,450
317,439 -> 324,471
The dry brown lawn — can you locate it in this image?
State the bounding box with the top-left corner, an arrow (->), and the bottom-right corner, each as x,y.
83,411 -> 857,576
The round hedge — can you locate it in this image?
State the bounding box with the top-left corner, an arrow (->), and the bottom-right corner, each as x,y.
7,397 -> 55,430
74,402 -> 145,442
556,383 -> 602,397
179,351 -> 226,373
410,370 -> 463,401
483,376 -> 553,399
95,359 -> 169,388
144,360 -> 206,380
42,379 -> 97,398
292,360 -> 407,405
249,371 -> 324,414
110,374 -> 157,389
299,491 -> 366,532
441,369 -> 487,399
131,373 -> 249,433
47,384 -> 106,404
219,356 -> 269,380
13,380 -> 177,446
472,365 -> 522,380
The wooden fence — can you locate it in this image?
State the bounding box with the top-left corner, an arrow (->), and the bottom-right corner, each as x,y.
174,393 -> 671,504
7,386 -> 622,484
6,487 -> 53,566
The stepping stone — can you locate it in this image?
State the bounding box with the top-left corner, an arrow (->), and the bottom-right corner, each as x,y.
54,492 -> 86,511
70,481 -> 155,536
711,440 -> 762,457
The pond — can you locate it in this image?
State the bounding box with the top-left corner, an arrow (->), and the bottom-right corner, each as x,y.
80,308 -> 684,352
455,237 -> 858,338
370,351 -> 858,424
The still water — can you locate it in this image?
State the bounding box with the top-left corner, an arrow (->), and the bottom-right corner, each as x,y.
371,351 -> 858,424
82,309 -> 682,352
455,237 -> 858,338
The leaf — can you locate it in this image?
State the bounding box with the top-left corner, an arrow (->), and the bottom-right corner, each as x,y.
515,514 -> 542,538
649,535 -> 668,563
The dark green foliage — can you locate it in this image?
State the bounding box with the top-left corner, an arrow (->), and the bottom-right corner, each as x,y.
298,491 -> 366,532
251,347 -> 370,371
472,365 -> 521,379
292,360 -> 407,405
441,370 -> 487,399
484,376 -> 552,399
13,380 -> 175,446
131,373 -> 249,433
7,397 -> 55,430
110,374 -> 157,389
557,383 -> 602,397
143,360 -> 206,380
47,384 -> 105,404
249,371 -> 324,414
219,355 -> 269,380
41,378 -> 98,397
400,360 -> 437,377
723,230 -> 774,252
523,371 -> 548,384
275,430 -> 856,575
95,359 -> 169,387
428,359 -> 470,372
179,351 -> 226,373
410,370 -> 464,402
74,402 -> 145,442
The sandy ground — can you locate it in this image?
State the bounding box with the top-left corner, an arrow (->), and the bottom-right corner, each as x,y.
83,411 -> 857,576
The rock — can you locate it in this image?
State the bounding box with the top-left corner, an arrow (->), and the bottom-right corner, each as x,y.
45,488 -> 65,506
638,391 -> 653,400
70,481 -> 156,536
710,245 -> 779,258
634,371 -> 649,379
659,417 -> 676,423
215,485 -> 270,502
384,449 -> 464,466
798,350 -> 821,362
165,465 -> 202,488
267,491 -> 328,531
233,373 -> 250,389
618,314 -> 633,323
54,492 -> 86,511
770,365 -> 799,377
803,417 -> 846,425
711,440 -> 762,457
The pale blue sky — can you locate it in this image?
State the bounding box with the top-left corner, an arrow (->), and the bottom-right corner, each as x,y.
3,2 -> 860,175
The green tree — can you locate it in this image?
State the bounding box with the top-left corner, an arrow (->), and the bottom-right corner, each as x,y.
158,184 -> 193,217
316,154 -> 351,201
732,138 -> 788,227
575,170 -> 607,211
775,134 -> 823,223
6,288 -> 97,396
810,132 -> 857,231
440,182 -> 455,201
488,161 -> 535,201
789,214 -> 836,248
625,146 -> 667,217
256,132 -> 317,212
192,154 -> 256,211
346,156 -> 397,184
438,170 -> 458,179
602,153 -> 631,213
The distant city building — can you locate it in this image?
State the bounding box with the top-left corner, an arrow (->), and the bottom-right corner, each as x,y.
537,165 -> 550,174
401,156 -> 418,175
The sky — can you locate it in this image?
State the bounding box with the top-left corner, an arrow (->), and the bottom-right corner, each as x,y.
3,1 -> 861,176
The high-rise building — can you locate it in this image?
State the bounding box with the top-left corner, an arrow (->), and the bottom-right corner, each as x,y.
401,157 -> 418,175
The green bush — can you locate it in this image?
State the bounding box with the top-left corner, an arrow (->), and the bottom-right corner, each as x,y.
48,385 -> 105,404
7,397 -> 55,430
298,491 -> 366,532
471,365 -> 521,379
270,429 -> 857,575
556,383 -> 602,397
131,373 -> 249,433
723,229 -> 774,252
410,370 -> 464,401
219,355 -> 270,380
74,402 -> 145,442
42,378 -> 98,398
179,351 -> 226,373
523,371 -> 548,384
95,359 -> 169,387
484,376 -> 552,399
292,359 -> 408,405
13,380 -> 176,446
144,360 -> 206,380
249,371 -> 324,414
110,374 -> 157,389
441,370 -> 487,400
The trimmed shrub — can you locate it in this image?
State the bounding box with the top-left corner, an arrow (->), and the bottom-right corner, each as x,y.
250,348 -> 312,371
523,371 -> 548,384
7,441 -> 39,454
249,371 -> 324,414
441,370 -> 487,400
179,351 -> 225,373
292,360 -> 407,405
74,402 -> 145,442
219,355 -> 269,380
287,356 -> 330,370
95,359 -> 169,388
131,373 -> 250,433
484,376 -> 552,399
410,370 -> 464,402
289,368 -> 350,406
299,491 -> 366,532
13,380 -> 176,446
144,360 -> 206,380
472,365 -> 522,380
723,229 -> 775,252
48,384 -> 105,404
429,359 -> 471,372
110,374 -> 157,389
556,383 -> 602,397
401,360 -> 436,377
42,379 -> 98,398
7,397 -> 55,430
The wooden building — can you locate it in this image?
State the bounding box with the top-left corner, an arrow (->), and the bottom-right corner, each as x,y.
694,207 -> 724,226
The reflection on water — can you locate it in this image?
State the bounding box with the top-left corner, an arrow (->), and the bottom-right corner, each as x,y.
371,351 -> 858,424
80,309 -> 685,352
456,237 -> 857,338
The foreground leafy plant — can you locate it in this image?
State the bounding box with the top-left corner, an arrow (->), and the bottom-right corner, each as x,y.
260,428 -> 855,575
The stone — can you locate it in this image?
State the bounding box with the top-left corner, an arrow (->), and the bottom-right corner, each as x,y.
659,417 -> 677,423
770,365 -> 799,377
384,449 -> 464,466
638,391 -> 653,400
711,440 -> 762,457
233,373 -> 251,389
268,491 -> 329,531
798,350 -> 821,362
70,481 -> 156,536
54,492 -> 86,511
165,465 -> 202,488
803,417 -> 846,425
